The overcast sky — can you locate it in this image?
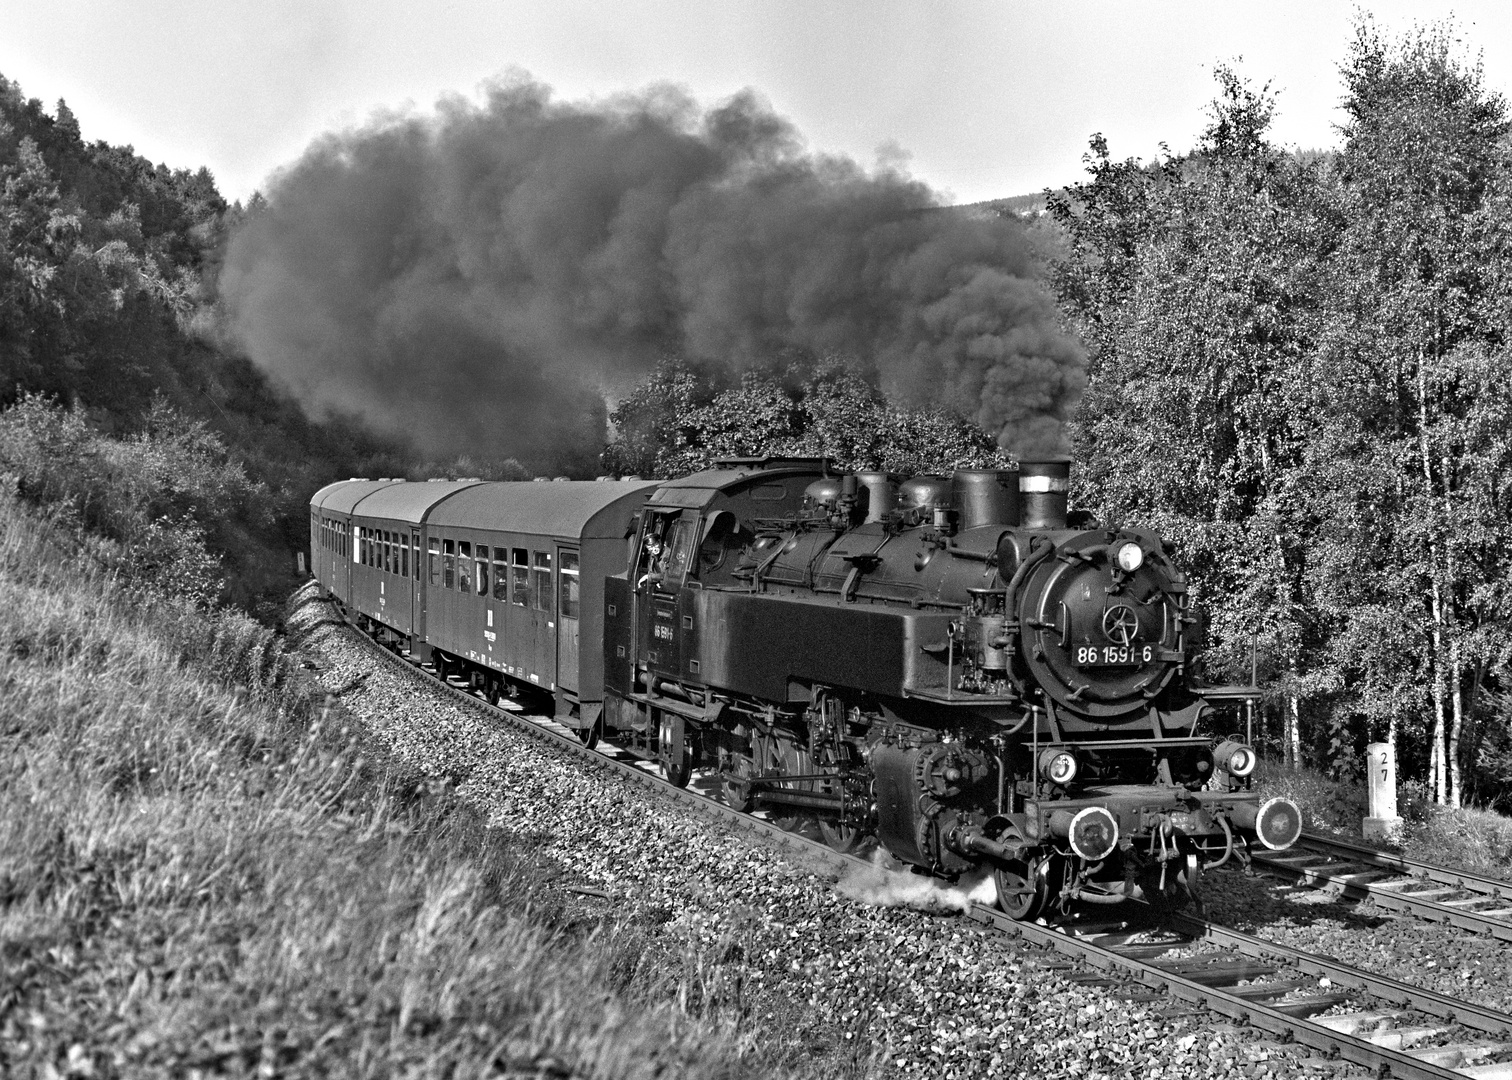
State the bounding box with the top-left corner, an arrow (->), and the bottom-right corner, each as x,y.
5,1 -> 1511,207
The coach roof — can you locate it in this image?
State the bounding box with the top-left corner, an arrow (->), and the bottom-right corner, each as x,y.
311,479 -> 403,515
349,480 -> 482,524
427,480 -> 659,540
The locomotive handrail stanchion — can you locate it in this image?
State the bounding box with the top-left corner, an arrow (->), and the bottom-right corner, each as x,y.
946,625 -> 954,700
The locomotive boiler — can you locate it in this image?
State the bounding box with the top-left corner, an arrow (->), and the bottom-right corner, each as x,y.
599,457 -> 1300,918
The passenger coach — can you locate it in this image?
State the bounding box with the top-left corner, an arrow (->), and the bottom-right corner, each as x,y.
311,478 -> 656,734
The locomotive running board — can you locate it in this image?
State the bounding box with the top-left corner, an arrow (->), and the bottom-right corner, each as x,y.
627,689 -> 718,722
903,686 -> 1020,705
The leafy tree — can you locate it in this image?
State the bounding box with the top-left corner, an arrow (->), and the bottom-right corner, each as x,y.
1324,18 -> 1512,804
1053,68 -> 1340,765
603,358 -> 1008,479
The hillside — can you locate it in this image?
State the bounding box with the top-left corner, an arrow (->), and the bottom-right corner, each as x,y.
0,75 -> 417,614
0,473 -> 807,1077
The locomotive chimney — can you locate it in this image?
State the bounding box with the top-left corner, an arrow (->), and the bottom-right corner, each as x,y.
952,469 -> 1021,529
1018,460 -> 1070,531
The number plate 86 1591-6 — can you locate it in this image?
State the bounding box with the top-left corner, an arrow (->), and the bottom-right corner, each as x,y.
1074,644 -> 1154,666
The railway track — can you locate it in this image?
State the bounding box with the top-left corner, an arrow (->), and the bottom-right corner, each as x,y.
1250,835 -> 1512,942
338,616 -> 1512,1080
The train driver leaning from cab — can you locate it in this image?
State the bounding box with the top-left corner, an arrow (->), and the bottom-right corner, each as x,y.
636,516 -> 669,588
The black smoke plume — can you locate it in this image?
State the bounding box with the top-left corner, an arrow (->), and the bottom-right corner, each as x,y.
218,77 -> 1084,471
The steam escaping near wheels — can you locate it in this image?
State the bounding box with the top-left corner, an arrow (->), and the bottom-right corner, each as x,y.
836,851 -> 998,915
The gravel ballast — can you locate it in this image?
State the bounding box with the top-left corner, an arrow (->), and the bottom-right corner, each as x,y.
292,590 -> 1366,1079
1201,868 -> 1512,1014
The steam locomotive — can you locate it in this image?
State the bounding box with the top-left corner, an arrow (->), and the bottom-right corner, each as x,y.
311,457 -> 1300,919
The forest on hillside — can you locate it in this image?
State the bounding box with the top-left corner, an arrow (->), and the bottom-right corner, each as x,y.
3,18 -> 1511,809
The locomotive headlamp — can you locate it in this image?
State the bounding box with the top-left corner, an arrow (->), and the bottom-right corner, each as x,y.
1038,748 -> 1078,786
1213,739 -> 1257,778
1115,541 -> 1145,572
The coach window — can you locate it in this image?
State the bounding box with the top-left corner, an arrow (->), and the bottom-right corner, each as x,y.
492,550 -> 507,600
458,542 -> 473,593
532,551 -> 552,613
443,539 -> 456,588
477,545 -> 490,596
511,548 -> 529,606
559,551 -> 579,618
400,536 -> 408,579
383,532 -> 392,573
428,538 -> 440,585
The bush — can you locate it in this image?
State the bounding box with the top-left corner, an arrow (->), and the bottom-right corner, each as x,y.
0,393 -> 269,607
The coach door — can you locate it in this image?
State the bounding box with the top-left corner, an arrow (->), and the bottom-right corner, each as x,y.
532,549 -> 554,686
485,546 -> 507,672
409,528 -> 421,638
556,547 -> 580,692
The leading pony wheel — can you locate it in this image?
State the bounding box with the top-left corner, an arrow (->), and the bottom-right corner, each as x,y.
995,859 -> 1051,921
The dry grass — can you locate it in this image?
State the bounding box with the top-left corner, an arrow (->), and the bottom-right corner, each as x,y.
1257,758 -> 1512,880
0,493 -> 798,1079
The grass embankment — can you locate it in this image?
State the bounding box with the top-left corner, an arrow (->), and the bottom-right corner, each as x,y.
1258,760 -> 1512,878
0,493 -> 784,1079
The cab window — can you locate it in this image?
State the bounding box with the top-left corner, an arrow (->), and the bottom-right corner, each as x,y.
634,511 -> 672,585
664,520 -> 694,583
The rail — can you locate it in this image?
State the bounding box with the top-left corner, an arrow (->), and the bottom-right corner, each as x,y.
1251,834 -> 1512,942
